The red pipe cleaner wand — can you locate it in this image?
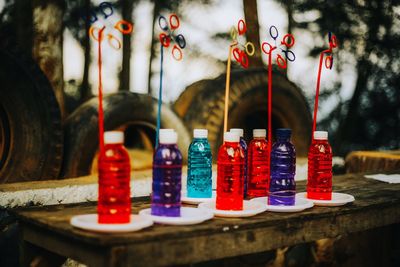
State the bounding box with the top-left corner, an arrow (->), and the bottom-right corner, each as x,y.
311,32 -> 338,141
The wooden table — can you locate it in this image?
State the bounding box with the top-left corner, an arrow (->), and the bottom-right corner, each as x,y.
15,173 -> 400,267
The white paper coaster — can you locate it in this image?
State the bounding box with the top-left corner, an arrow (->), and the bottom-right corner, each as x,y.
181,191 -> 216,204
139,207 -> 214,225
296,192 -> 355,206
70,214 -> 153,233
198,200 -> 267,218
250,196 -> 314,212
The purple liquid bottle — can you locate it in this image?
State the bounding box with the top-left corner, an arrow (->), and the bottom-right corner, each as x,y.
268,128 -> 296,206
151,129 -> 183,217
230,128 -> 248,197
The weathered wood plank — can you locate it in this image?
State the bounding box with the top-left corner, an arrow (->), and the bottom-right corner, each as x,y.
346,150 -> 400,173
21,224 -> 124,267
14,173 -> 400,267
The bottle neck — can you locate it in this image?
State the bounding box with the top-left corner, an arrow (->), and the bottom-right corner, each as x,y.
277,137 -> 290,142
158,143 -> 177,148
225,141 -> 239,146
313,138 -> 328,143
105,143 -> 123,146
194,137 -> 207,141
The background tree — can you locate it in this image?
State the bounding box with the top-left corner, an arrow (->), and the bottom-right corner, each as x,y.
243,0 -> 263,67
290,0 -> 400,155
0,0 -> 66,117
118,0 -> 137,91
64,0 -> 93,110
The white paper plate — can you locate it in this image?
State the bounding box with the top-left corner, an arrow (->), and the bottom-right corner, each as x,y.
250,196 -> 314,212
70,214 -> 153,233
296,192 -> 355,206
181,191 -> 216,204
139,207 -> 214,225
198,200 -> 267,218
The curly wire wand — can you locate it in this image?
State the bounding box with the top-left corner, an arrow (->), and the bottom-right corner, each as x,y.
311,32 -> 337,142
311,51 -> 325,138
267,48 -> 274,169
223,42 -> 236,134
97,26 -> 106,155
155,42 -> 164,148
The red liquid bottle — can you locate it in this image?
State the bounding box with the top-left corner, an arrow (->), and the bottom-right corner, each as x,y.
307,131 -> 332,200
98,131 -> 131,223
247,129 -> 270,198
216,132 -> 245,210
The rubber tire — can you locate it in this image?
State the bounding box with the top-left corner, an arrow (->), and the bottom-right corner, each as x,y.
61,91 -> 191,178
0,48 -> 63,183
180,68 -> 312,157
173,78 -> 214,118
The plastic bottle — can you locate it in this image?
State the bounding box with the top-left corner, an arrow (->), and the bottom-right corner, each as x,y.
247,129 -> 270,198
269,128 -> 296,206
307,131 -> 333,200
230,128 -> 248,197
151,129 -> 183,217
216,132 -> 245,210
98,131 -> 131,223
187,129 -> 212,198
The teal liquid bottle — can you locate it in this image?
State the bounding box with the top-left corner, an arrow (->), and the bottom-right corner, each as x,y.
187,129 -> 212,198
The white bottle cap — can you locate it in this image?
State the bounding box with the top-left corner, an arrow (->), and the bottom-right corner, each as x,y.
314,131 -> 328,140
160,128 -> 175,133
253,129 -> 266,138
159,129 -> 178,144
230,128 -> 244,137
104,131 -> 124,144
194,129 -> 208,138
224,132 -> 240,143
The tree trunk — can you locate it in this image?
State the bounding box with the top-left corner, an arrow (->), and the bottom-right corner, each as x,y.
80,0 -> 92,103
243,0 -> 263,68
148,1 -> 161,95
32,0 -> 66,118
285,0 -> 294,35
119,0 -> 134,91
15,1 -> 33,55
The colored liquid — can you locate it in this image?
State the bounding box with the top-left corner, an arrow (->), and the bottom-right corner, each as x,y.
98,144 -> 131,223
247,137 -> 270,198
187,138 -> 212,198
151,144 -> 182,217
269,137 -> 296,206
307,139 -> 332,200
216,141 -> 244,210
239,137 -> 248,197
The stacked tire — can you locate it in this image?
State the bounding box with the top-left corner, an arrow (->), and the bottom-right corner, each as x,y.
174,68 -> 312,159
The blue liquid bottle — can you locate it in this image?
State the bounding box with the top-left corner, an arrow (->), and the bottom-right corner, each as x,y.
268,128 -> 296,206
230,128 -> 248,197
151,129 -> 183,217
187,129 -> 212,198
